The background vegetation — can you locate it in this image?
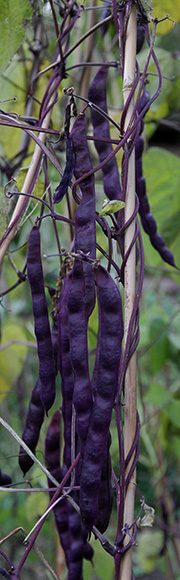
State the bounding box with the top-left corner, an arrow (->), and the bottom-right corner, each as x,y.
0,1 -> 180,579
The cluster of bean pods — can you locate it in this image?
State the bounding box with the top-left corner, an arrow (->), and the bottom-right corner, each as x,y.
18,19 -> 177,577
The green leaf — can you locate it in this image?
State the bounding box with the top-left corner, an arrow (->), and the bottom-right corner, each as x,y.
163,400 -> 180,427
141,148 -> 180,274
0,0 -> 32,73
136,529 -> 164,573
83,535 -> 114,580
171,436 -> 180,460
144,383 -> 172,406
99,198 -> 125,216
138,48 -> 176,118
149,315 -> 169,373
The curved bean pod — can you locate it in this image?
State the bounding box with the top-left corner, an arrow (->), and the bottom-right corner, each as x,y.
136,88 -> 176,268
88,66 -> 122,202
53,104 -> 74,204
71,113 -> 96,318
19,378 -> 44,475
27,225 -> 56,412
80,266 -> 123,531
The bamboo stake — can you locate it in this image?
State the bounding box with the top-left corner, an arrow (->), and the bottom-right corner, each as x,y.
0,93 -> 57,265
120,5 -> 137,580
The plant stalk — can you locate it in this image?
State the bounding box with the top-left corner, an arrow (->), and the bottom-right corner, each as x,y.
120,5 -> 137,580
0,92 -> 57,264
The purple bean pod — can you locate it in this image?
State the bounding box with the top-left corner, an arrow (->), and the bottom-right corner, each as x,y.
19,378 -> 44,475
0,470 -> 12,486
95,432 -> 113,533
135,87 -> 177,268
67,260 -> 93,456
88,66 -> 122,202
53,136 -> 74,204
88,66 -> 124,259
53,103 -> 74,204
71,113 -> 96,318
82,528 -> 94,562
136,19 -> 146,54
45,410 -> 71,566
27,226 -> 56,412
58,274 -> 94,569
58,272 -> 94,568
58,272 -> 74,472
51,316 -> 59,375
67,498 -> 84,580
80,266 -> 123,531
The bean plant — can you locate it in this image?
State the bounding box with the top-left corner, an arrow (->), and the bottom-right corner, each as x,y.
0,1 -> 180,579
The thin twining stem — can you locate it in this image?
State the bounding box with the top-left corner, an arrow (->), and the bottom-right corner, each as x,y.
35,14 -> 113,78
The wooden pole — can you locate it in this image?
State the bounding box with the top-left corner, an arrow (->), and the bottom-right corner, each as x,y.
120,5 -> 137,580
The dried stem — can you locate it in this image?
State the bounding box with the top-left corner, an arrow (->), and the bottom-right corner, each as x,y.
0,92 -> 58,264
120,5 -> 137,580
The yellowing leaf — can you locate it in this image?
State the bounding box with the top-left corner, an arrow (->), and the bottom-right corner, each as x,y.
151,0 -> 180,34
16,168 -> 44,204
137,502 -> 155,528
0,322 -> 28,391
0,57 -> 27,158
0,376 -> 10,404
0,0 -> 32,73
99,199 -> 125,216
26,492 -> 48,522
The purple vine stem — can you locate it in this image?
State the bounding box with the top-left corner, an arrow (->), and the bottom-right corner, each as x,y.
0,549 -> 13,570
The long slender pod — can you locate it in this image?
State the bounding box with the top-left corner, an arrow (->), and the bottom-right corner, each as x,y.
19,312 -> 60,476
19,379 -> 44,475
58,270 -> 94,571
88,66 -> 122,202
53,103 -> 74,204
67,499 -> 84,580
58,274 -> 83,577
136,86 -> 177,268
58,272 -> 74,473
71,113 -> 96,318
45,410 -> 71,566
67,260 -> 93,457
27,225 -> 56,412
51,317 -> 59,375
95,432 -> 113,533
80,266 -> 123,531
